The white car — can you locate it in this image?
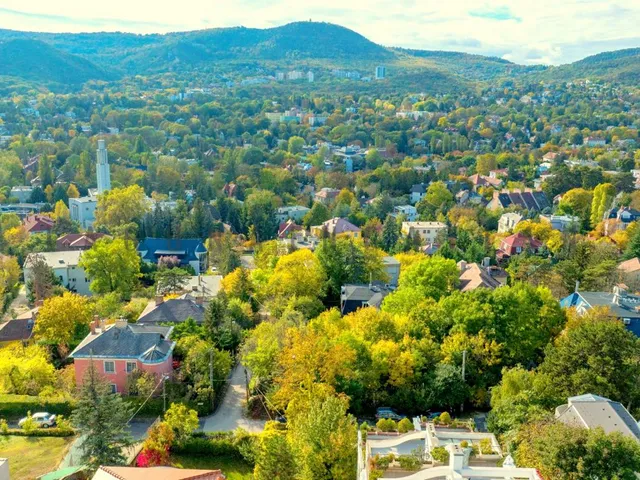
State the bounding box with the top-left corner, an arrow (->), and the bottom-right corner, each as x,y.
18,412 -> 57,428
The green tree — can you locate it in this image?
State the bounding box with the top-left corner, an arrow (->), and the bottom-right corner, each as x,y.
80,238 -> 141,297
95,185 -> 149,237
288,395 -> 357,480
398,256 -> 459,300
316,237 -> 367,301
72,363 -> 134,469
155,267 -> 191,294
589,183 -> 615,228
303,202 -> 331,229
163,403 -> 199,443
244,190 -> 277,242
381,215 -> 399,252
288,136 -> 305,154
254,426 -> 297,480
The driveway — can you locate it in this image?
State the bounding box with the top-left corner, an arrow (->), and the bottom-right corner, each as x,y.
3,284 -> 29,321
200,365 -> 266,433
59,419 -> 155,468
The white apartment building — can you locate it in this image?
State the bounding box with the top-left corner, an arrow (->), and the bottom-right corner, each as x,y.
401,221 -> 447,244
24,251 -> 92,296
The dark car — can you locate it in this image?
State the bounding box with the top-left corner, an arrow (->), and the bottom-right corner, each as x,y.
375,407 -> 406,420
428,411 -> 443,420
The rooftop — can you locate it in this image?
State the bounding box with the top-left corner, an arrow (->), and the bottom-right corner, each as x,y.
138,298 -> 206,324
24,250 -> 83,269
93,466 -> 225,480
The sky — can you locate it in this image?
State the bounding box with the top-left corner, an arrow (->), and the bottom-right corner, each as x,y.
0,0 -> 638,65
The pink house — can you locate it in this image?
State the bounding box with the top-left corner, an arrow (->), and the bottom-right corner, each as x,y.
70,318 -> 174,394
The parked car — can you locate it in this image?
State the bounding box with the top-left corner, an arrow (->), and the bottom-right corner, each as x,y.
19,412 -> 57,429
428,411 -> 443,420
375,407 -> 406,420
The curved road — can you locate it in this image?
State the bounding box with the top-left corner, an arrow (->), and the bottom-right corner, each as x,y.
200,365 -> 266,433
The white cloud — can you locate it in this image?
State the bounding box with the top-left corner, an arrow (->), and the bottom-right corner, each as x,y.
0,0 -> 638,64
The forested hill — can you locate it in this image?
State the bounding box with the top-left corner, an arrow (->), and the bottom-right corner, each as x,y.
0,39 -> 110,85
537,48 -> 640,84
0,21 -> 638,86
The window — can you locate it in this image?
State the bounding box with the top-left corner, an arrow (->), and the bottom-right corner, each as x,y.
110,384 -> 117,394
126,362 -> 137,373
104,361 -> 115,373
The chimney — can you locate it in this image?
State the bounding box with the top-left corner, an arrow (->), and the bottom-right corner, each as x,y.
90,320 -> 96,334
155,295 -> 164,306
195,295 -> 204,306
458,260 -> 467,272
99,318 -> 106,331
115,317 -> 128,329
574,280 -> 580,293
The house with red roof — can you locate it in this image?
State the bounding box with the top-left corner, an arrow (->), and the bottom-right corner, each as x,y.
498,232 -> 543,259
23,214 -> 54,234
278,219 -> 304,239
56,232 -> 109,251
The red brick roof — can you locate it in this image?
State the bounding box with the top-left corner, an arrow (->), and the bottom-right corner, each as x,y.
23,214 -> 54,233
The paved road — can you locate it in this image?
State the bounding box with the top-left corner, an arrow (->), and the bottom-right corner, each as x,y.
200,365 -> 266,433
59,419 -> 155,468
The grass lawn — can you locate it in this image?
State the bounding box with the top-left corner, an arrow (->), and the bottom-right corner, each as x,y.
171,454 -> 253,480
0,435 -> 75,480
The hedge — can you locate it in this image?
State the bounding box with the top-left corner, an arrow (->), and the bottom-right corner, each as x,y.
0,428 -> 75,437
0,395 -> 75,419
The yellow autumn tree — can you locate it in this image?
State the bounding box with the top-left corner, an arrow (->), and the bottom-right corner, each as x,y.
66,184 -> 80,198
34,292 -> 92,345
267,249 -> 326,298
54,200 -> 70,219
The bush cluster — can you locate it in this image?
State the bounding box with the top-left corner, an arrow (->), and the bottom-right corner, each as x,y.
0,395 -> 74,418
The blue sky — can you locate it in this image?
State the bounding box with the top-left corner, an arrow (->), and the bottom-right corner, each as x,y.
0,1 -> 638,65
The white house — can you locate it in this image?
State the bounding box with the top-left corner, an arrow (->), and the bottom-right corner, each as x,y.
70,194 -> 98,229
410,184 -> 428,204
497,212 -> 523,233
276,205 -> 311,223
9,186 -> 33,203
401,221 -> 447,244
24,251 -> 92,296
392,205 -> 418,222
540,214 -> 581,232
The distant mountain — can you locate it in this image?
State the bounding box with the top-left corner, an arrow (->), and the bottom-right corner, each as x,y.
0,38 -> 109,85
538,48 -> 640,84
0,22 -> 637,87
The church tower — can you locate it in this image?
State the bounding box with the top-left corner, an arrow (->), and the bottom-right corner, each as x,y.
96,139 -> 111,194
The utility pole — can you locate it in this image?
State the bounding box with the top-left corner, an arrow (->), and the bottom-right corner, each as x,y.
162,375 -> 167,413
209,349 -> 214,413
460,350 -> 467,413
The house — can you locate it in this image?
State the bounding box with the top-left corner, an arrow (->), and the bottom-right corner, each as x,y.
311,217 -> 361,238
497,212 -> 523,233
383,256 -> 401,287
410,183 -> 428,204
542,151 -> 560,163
391,205 -> 418,222
137,238 -> 208,275
540,214 -> 581,232
618,258 -> 640,288
560,287 -> 640,336
468,173 -> 503,191
314,187 -> 340,205
584,136 -> 606,147
555,394 -> 640,441
275,205 -> 310,223
137,296 -> 206,324
222,183 -> 238,198
458,261 -> 503,292
23,214 -> 54,234
498,232 -> 543,259
340,283 -> 393,315
278,220 -> 304,239
0,317 -> 34,346
9,186 -> 33,203
401,221 -> 447,244
56,233 -> 109,251
488,189 -> 550,212
608,207 -> 640,229
92,466 -> 225,480
24,251 -> 92,296
70,318 -> 175,394
69,194 -> 98,229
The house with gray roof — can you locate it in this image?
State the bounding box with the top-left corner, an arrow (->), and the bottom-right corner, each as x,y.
70,318 -> 175,393
555,394 -> 640,441
560,286 -> 640,336
340,283 -> 393,315
137,296 -> 206,324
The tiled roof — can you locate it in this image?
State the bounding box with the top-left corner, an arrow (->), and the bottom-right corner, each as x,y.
70,323 -> 173,361
137,299 -> 206,324
23,214 -> 54,233
0,318 -> 34,342
323,217 -> 360,234
95,466 -> 225,480
618,258 -> 640,273
56,233 -> 108,250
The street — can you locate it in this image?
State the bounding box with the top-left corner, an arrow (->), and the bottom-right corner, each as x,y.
200,364 -> 266,433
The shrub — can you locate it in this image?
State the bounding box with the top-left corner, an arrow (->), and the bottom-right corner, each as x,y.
398,418 -> 414,433
471,444 -> 479,456
376,418 -> 397,432
0,419 -> 8,434
376,454 -> 395,469
438,412 -> 451,425
1,427 -> 74,437
431,446 -> 449,464
460,440 -> 469,448
479,437 -> 494,454
369,469 -> 384,480
21,411 -> 37,433
397,455 -> 421,471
